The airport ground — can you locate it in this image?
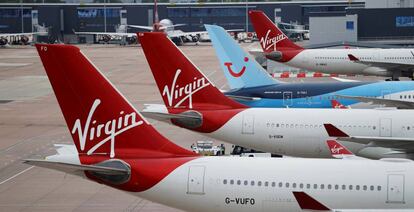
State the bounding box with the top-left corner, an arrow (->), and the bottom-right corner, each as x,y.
0,43 -> 400,211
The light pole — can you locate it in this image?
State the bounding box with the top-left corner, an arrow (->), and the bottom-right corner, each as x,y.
104,0 -> 107,32
245,0 -> 248,33
21,0 -> 24,33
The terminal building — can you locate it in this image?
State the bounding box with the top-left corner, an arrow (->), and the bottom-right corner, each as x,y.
0,0 -> 413,45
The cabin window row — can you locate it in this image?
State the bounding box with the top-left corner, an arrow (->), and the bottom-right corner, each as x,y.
266,123 -> 377,130
385,57 -> 414,60
222,179 -> 382,192
400,95 -> 414,99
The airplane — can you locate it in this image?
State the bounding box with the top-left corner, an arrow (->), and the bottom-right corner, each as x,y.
74,0 -> 210,45
249,10 -> 414,81
205,24 -> 414,109
139,32 -> 414,160
0,24 -> 48,46
29,43 -> 414,212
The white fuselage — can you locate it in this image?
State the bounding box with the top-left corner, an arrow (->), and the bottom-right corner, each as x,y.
138,156 -> 414,211
208,108 -> 414,159
286,49 -> 414,76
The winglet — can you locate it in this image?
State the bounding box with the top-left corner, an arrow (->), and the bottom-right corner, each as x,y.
292,192 -> 330,211
324,124 -> 349,137
330,100 -> 347,109
326,140 -> 354,158
348,54 -> 359,61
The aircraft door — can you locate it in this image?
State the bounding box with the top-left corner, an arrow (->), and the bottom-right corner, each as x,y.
187,166 -> 205,195
283,92 -> 293,107
380,118 -> 392,137
387,174 -> 405,203
242,115 -> 255,134
381,90 -> 391,99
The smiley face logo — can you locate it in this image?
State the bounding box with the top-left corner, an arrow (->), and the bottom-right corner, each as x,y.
224,57 -> 249,78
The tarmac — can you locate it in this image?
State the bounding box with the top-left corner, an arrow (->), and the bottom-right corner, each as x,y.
0,42 -> 393,212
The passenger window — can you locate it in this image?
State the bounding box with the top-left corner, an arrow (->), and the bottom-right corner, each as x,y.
279,182 -> 283,187
335,185 -> 339,190
230,180 -> 234,185
237,180 -> 241,185
265,181 -> 269,187
293,183 -> 297,188
286,183 -> 290,188
328,184 -> 332,189
349,185 -> 353,190
363,185 -> 367,190
307,184 -> 311,189
223,179 -> 227,184
377,186 -> 381,191
356,185 -> 360,190
320,184 -> 324,189
244,180 -> 248,185
251,181 -> 255,186
342,185 -> 346,190
258,181 -> 262,186
313,184 -> 318,189
370,185 -> 374,191
300,183 -> 304,189
271,182 -> 276,187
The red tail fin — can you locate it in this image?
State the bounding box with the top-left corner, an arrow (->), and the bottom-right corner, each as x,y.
36,44 -> 196,159
292,192 -> 330,211
249,10 -> 303,53
326,140 -> 354,158
331,100 -> 348,109
138,32 -> 246,111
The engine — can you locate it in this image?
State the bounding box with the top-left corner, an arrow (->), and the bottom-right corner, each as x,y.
101,35 -> 111,43
265,51 -> 283,61
20,35 -> 29,45
0,37 -> 8,46
171,110 -> 203,129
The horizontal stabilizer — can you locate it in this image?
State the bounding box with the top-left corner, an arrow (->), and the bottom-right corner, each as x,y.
24,159 -> 129,175
226,95 -> 262,101
336,95 -> 414,109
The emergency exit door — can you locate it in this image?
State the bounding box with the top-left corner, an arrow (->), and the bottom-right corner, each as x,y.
380,118 -> 392,137
387,174 -> 405,203
242,115 -> 255,134
187,166 -> 205,195
283,92 -> 293,107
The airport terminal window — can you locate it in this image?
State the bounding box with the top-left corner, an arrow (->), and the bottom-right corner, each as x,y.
77,8 -> 120,19
191,8 -> 245,18
167,8 -> 189,18
0,8 -> 31,19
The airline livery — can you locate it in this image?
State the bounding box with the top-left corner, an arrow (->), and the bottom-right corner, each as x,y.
206,24 -> 414,109
140,32 -> 414,160
29,42 -> 414,212
249,10 -> 414,81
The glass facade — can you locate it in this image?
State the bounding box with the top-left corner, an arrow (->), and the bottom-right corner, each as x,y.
396,16 -> 414,27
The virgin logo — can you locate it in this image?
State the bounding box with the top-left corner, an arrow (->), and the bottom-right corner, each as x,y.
162,69 -> 210,109
330,145 -> 344,154
71,99 -> 143,158
224,57 -> 249,78
260,29 -> 287,51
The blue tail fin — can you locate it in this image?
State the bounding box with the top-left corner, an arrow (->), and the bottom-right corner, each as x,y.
205,24 -> 279,90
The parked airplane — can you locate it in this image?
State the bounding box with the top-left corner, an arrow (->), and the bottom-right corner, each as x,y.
249,10 -> 414,80
140,32 -> 414,160
29,43 -> 414,212
75,0 -> 206,45
205,24 -> 414,109
0,24 -> 48,46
